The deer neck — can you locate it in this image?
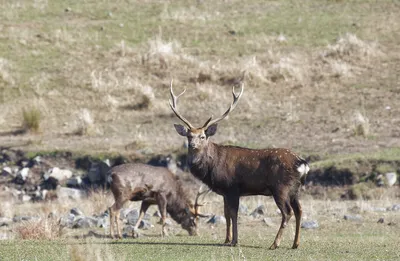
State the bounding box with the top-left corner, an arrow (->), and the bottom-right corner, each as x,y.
187,142 -> 217,184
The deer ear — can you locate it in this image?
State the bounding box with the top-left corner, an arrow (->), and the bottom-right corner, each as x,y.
174,124 -> 188,136
205,123 -> 218,137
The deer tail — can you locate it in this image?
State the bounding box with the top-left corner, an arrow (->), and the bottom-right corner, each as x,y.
296,158 -> 310,185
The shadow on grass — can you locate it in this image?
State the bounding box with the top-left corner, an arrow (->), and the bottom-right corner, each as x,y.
71,231 -> 263,249
0,128 -> 26,136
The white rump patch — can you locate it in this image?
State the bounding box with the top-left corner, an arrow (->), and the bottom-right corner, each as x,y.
297,164 -> 310,177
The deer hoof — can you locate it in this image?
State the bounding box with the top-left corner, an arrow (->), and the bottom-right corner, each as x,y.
223,241 -> 237,247
292,243 -> 299,249
269,243 -> 278,250
132,231 -> 140,238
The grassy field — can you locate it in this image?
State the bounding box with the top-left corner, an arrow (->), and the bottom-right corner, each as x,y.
0,1 -> 399,260
0,0 -> 399,157
1,196 -> 399,261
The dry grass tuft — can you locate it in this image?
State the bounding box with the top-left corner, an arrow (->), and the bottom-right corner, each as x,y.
74,108 -> 97,136
14,217 -> 61,240
22,107 -> 41,133
351,110 -> 370,137
323,33 -> 382,61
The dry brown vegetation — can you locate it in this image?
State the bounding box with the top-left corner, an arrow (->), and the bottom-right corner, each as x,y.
0,0 -> 399,159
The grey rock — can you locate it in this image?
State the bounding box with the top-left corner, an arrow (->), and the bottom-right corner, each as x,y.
250,205 -> 265,218
45,167 -> 73,182
126,209 -> 150,225
87,160 -> 110,185
66,176 -> 82,187
126,209 -> 139,225
13,216 -> 39,223
57,187 -> 86,200
238,204 -> 248,215
370,207 -> 387,212
139,220 -> 153,230
384,172 -> 397,187
97,216 -> 109,228
153,210 -> 161,218
301,220 -> 319,229
70,208 -> 84,216
344,214 -> 362,221
16,167 -> 29,182
262,217 -> 274,227
1,167 -> 12,176
377,218 -> 384,224
207,215 -> 226,225
391,204 -> 400,211
72,217 -> 98,229
0,217 -> 12,227
59,213 -> 75,228
20,194 -> 32,202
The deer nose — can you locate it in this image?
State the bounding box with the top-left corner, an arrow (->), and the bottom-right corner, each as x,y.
189,142 -> 196,148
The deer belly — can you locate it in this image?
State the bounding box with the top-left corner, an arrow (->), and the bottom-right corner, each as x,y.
239,185 -> 273,196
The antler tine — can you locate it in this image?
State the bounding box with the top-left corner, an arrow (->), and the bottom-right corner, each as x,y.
169,80 -> 195,129
202,82 -> 244,129
194,186 -> 211,208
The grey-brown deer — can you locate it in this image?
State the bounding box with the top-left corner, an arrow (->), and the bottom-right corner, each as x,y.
169,81 -> 310,249
108,163 -> 208,238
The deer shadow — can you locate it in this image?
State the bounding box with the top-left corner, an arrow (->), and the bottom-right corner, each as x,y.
71,230 -> 262,249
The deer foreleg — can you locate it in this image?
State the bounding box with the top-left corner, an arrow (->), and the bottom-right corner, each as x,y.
223,197 -> 232,244
226,196 -> 239,246
133,201 -> 151,238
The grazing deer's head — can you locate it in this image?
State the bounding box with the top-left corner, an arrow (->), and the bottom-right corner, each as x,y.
169,80 -> 244,152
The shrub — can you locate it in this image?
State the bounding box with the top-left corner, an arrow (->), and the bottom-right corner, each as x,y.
14,218 -> 61,240
22,107 -> 41,132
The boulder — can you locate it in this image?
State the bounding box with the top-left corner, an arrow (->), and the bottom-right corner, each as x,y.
0,217 -> 12,227
72,217 -> 98,229
59,213 -> 76,228
262,217 -> 275,227
343,214 -> 362,222
57,187 -> 86,200
391,204 -> 400,211
66,176 -> 83,187
250,205 -> 265,218
384,172 -> 397,187
70,207 -> 84,216
87,160 -> 110,186
207,215 -> 226,225
301,220 -> 319,229
238,204 -> 248,215
44,167 -> 73,182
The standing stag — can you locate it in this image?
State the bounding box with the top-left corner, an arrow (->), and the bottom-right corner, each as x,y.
108,163 -> 207,238
169,81 -> 310,249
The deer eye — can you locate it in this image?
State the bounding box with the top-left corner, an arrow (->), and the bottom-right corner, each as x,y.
200,136 -> 206,140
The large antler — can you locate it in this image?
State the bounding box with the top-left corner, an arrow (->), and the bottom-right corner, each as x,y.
202,83 -> 244,129
193,185 -> 211,218
169,80 -> 195,129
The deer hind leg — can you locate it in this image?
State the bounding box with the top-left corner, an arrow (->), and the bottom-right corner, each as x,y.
109,205 -> 115,239
270,192 -> 293,250
290,196 -> 302,249
156,193 -> 168,237
132,201 -> 151,238
109,201 -> 123,239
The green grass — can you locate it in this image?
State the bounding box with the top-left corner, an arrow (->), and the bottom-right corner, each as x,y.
1,218 -> 399,261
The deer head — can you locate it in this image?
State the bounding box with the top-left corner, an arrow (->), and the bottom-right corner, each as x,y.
169,80 -> 244,152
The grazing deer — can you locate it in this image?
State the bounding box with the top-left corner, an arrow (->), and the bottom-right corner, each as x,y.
169,81 -> 310,249
108,163 -> 207,238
